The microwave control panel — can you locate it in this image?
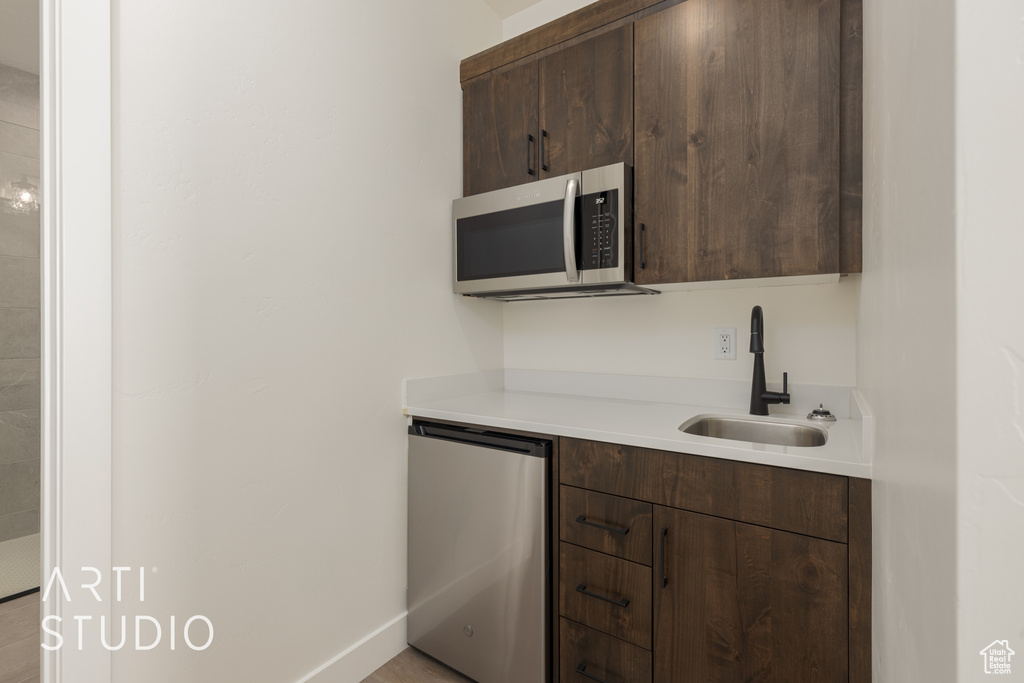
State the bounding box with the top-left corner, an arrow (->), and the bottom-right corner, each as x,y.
578,189 -> 618,270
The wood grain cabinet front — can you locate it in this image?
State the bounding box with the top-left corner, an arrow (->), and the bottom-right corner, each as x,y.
559,486 -> 653,565
560,618 -> 652,683
633,0 -> 846,285
555,436 -> 870,683
559,543 -> 652,649
462,25 -> 633,197
560,437 -> 849,543
462,60 -> 538,197
654,506 -> 850,682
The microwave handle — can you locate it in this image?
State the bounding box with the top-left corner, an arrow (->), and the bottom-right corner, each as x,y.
563,177 -> 580,283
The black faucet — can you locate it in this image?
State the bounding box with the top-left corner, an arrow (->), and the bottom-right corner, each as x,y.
749,305 -> 790,416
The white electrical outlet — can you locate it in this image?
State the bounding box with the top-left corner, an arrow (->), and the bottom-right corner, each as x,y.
714,328 -> 736,360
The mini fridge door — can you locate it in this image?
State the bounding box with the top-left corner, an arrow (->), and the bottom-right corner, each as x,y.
407,423 -> 550,683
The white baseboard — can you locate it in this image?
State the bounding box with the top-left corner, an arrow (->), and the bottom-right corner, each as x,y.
296,613 -> 408,683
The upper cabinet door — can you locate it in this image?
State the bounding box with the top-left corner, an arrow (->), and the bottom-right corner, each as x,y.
539,25 -> 633,179
634,0 -> 841,285
463,60 -> 539,197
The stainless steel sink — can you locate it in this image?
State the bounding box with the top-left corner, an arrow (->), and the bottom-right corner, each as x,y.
679,415 -> 828,448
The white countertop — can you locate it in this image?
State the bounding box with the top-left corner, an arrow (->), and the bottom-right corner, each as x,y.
403,370 -> 872,479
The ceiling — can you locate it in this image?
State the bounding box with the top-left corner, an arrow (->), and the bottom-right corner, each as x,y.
0,0 -> 543,73
0,0 -> 38,74
481,0 -> 547,19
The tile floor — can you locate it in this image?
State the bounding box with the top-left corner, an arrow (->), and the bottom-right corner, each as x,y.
0,534 -> 38,600
0,591 -> 39,683
361,647 -> 474,683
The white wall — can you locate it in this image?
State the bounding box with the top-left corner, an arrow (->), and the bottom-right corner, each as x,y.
505,281 -> 859,387
858,0 -> 959,680
0,0 -> 39,75
955,0 -> 1024,679
110,2 -> 502,682
502,0 -> 593,39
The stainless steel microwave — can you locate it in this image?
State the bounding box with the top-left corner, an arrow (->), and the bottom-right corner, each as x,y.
452,163 -> 658,301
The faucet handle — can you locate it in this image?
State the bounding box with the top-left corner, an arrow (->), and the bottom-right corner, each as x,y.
762,372 -> 791,406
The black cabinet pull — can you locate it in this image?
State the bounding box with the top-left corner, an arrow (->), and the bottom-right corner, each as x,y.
575,514 -> 629,535
540,129 -> 549,171
660,526 -> 668,588
576,663 -> 611,683
639,223 -> 647,269
527,134 -> 536,176
576,584 -> 629,608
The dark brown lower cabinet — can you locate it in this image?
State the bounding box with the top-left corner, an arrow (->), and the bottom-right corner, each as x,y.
555,437 -> 869,683
560,618 -> 652,683
559,543 -> 652,649
654,506 -> 849,682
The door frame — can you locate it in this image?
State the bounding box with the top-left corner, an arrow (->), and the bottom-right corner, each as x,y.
40,0 -> 113,680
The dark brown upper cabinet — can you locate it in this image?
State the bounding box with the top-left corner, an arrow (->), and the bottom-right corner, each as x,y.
539,25 -> 633,179
634,0 -> 843,284
463,60 -> 539,197
462,25 -> 633,197
460,0 -> 862,282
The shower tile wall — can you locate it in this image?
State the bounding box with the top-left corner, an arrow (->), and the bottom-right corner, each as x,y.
0,62 -> 39,544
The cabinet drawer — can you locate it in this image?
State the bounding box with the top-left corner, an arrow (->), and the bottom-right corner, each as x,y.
560,486 -> 653,565
560,437 -> 849,542
560,618 -> 652,683
559,543 -> 651,649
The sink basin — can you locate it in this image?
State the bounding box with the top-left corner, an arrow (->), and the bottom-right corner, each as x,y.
679,415 -> 828,448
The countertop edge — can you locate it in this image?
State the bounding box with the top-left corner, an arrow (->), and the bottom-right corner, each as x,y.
405,402 -> 873,480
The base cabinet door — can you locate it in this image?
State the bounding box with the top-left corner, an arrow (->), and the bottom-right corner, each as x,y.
654,506 -> 850,682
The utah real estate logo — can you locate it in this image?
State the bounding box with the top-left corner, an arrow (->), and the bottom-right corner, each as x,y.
980,640 -> 1014,675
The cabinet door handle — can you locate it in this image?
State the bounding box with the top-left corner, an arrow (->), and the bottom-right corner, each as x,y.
575,663 -> 612,683
639,223 -> 647,269
575,514 -> 629,535
660,526 -> 668,588
576,584 -> 629,608
540,129 -> 549,171
527,134 -> 536,176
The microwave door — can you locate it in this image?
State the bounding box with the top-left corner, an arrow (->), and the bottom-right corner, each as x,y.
453,172 -> 583,295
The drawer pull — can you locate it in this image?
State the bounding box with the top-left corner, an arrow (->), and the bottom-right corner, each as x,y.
576,663 -> 613,683
660,526 -> 668,588
576,584 -> 630,608
576,514 -> 630,535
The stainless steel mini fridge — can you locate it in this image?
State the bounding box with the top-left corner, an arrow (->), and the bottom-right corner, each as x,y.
407,420 -> 550,682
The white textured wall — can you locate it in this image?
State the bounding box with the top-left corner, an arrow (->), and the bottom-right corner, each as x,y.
502,0 -> 593,39
110,2 -> 502,681
504,281 -> 860,387
0,0 -> 39,74
858,0 -> 958,679
955,0 -> 1024,679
